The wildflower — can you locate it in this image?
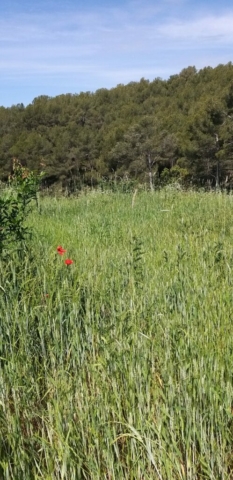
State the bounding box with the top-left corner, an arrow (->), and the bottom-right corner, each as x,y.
65,259 -> 73,265
57,246 -> 66,255
41,293 -> 49,303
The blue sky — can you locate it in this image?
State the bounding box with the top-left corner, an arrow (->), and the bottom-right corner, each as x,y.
0,0 -> 233,107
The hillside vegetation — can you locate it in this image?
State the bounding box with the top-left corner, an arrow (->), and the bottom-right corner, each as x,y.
1,189 -> 233,478
1,63 -> 233,189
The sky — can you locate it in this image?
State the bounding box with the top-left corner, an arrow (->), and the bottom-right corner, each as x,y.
0,0 -> 233,107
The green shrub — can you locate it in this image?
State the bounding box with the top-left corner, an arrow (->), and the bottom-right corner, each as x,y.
0,159 -> 44,255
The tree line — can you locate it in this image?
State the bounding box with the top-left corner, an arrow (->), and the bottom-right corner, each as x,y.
1,62 -> 233,190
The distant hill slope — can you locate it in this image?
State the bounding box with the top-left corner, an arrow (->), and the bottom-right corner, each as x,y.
1,62 -> 233,189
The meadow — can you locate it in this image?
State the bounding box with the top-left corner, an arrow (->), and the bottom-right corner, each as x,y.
1,188 -> 233,479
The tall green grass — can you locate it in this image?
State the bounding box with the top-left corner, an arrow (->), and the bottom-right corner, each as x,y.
1,189 -> 233,479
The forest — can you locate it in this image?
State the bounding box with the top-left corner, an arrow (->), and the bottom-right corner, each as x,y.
1,62 -> 233,190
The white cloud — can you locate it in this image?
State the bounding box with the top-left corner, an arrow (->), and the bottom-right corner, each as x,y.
0,1 -> 233,105
158,14 -> 233,42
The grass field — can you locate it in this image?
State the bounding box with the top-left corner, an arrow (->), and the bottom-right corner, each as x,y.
1,188 -> 233,479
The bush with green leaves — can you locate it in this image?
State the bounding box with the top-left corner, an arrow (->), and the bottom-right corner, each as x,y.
0,159 -> 44,255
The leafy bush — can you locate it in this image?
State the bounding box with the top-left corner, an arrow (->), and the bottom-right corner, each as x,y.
0,159 -> 44,255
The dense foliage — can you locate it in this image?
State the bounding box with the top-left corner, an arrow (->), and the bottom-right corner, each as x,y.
1,62 -> 233,189
0,159 -> 43,255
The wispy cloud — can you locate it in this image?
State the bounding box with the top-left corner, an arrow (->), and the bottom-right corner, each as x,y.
0,0 -> 233,105
159,14 -> 233,43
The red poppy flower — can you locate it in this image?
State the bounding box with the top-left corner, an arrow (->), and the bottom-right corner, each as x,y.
64,259 -> 73,265
57,246 -> 66,255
